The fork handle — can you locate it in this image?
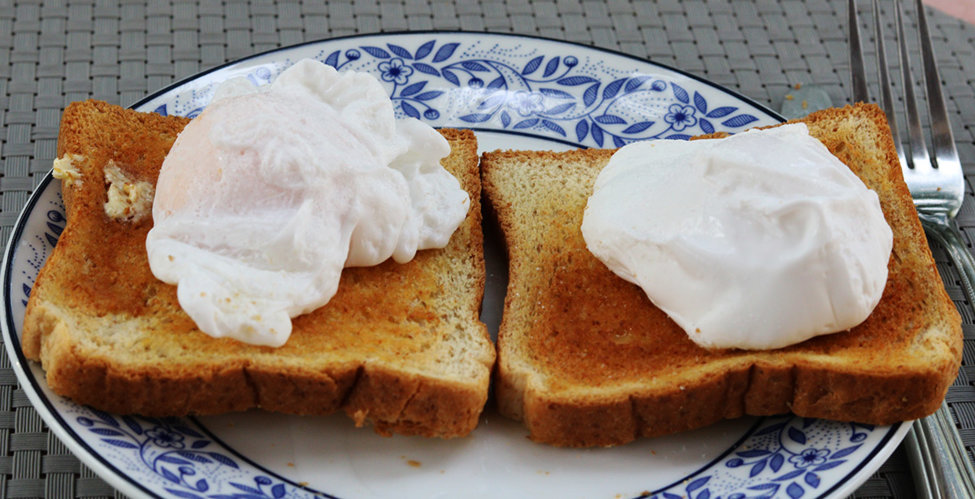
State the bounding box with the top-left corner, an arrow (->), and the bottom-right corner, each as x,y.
914,216 -> 975,498
922,215 -> 975,310
911,403 -> 975,498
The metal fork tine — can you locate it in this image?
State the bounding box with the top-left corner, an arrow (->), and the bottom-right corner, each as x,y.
915,0 -> 962,171
872,0 -> 905,165
848,0 -> 870,103
895,0 -> 932,172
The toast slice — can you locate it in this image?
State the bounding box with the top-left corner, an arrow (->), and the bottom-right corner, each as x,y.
481,103 -> 962,447
23,100 -> 495,439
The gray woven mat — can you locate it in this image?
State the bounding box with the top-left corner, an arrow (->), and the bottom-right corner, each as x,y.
1,0 -> 974,497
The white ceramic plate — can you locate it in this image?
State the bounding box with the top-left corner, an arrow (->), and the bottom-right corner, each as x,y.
2,33 -> 908,499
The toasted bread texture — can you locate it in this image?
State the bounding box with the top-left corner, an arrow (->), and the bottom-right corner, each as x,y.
23,100 -> 495,439
481,103 -> 962,447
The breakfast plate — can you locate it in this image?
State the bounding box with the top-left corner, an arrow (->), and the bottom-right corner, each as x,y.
2,32 -> 909,498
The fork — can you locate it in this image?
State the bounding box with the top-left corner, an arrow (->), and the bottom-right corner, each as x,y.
849,0 -> 975,497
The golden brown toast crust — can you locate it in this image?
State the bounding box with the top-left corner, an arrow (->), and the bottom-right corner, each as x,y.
24,100 -> 495,439
482,103 -> 962,447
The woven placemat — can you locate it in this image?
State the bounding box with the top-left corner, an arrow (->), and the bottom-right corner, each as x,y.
1,0 -> 974,497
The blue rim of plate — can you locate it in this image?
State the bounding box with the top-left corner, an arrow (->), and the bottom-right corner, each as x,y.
0,31 -> 908,499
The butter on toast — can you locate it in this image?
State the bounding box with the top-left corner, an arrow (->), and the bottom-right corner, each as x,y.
23,100 -> 495,439
481,103 -> 962,447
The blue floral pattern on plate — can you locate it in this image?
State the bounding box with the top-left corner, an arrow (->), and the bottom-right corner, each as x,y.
71,409 -> 318,499
3,33 -> 905,498
148,37 -> 762,148
645,417 -> 881,499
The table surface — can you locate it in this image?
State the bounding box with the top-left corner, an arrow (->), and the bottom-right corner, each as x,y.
2,1 -> 975,497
